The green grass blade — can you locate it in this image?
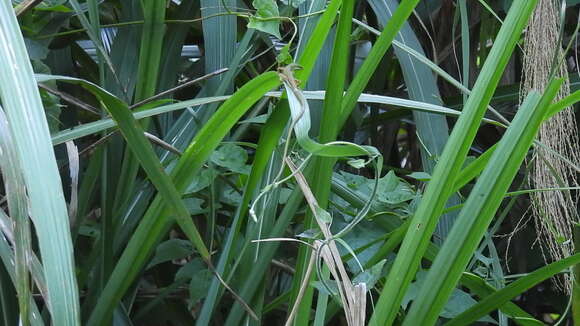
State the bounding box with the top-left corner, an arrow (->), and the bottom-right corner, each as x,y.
459,273 -> 539,326
84,67 -> 210,255
213,2 -> 344,322
453,144 -> 497,192
332,169 -> 544,326
114,0 -> 167,218
0,108 -> 32,326
319,0 -> 353,143
103,0 -> 143,101
51,89 -> 485,146
185,31 -> 257,325
339,0 -> 420,125
224,183 -> 307,326
368,1 -> 538,325
402,79 -> 560,325
0,210 -> 45,326
454,86 -> 580,193
297,0 -> 335,137
85,0 -> 105,86
86,71 -> 281,326
459,0 -> 470,102
0,3 -> 80,325
291,1 -> 355,323
155,1 -> 198,135
200,0 -> 236,95
222,3 -> 345,322
133,0 -> 166,101
546,89 -> 580,119
368,0 -> 460,243
49,96 -> 229,145
445,253 -> 580,326
196,102 -> 290,325
368,0 -> 451,171
68,0 -> 117,85
78,73 -> 211,323
0,261 -> 17,326
295,0 -> 343,81
50,74 -> 210,257
352,18 -> 510,126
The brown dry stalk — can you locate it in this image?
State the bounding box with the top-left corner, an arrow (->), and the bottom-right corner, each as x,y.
285,158 -> 366,326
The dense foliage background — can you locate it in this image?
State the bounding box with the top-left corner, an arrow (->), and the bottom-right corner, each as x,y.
2,0 -> 580,325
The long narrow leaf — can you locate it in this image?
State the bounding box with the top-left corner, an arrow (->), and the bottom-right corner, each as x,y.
223,2 -> 344,323
86,71 -> 281,326
47,75 -> 210,257
368,0 -> 460,242
114,0 -> 167,220
290,1 -> 355,322
0,3 -> 80,325
402,85 -> 551,325
50,88 -> 486,146
445,253 -> 580,326
368,1 -> 538,324
0,108 -> 33,326
339,0 -> 420,125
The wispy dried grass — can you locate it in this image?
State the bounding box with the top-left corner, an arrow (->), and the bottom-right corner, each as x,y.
521,0 -> 580,292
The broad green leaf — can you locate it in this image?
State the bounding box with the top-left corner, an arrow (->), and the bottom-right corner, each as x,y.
442,291 -> 496,323
219,186 -> 243,207
24,39 -> 49,60
377,171 -> 415,205
147,239 -> 194,269
210,144 -> 250,174
185,169 -> 216,194
315,206 -> 333,224
339,171 -> 371,192
183,198 -> 206,215
312,280 -> 339,297
175,258 -> 205,281
408,172 -> 431,181
248,0 -> 281,38
188,268 -> 212,304
347,159 -> 366,169
352,259 -> 386,289
334,163 -> 543,326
